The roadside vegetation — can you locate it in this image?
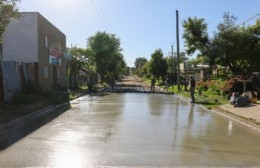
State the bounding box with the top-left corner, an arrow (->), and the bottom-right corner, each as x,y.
171,83 -> 230,110
144,76 -> 229,109
0,4 -> 259,124
133,12 -> 259,110
0,0 -> 20,43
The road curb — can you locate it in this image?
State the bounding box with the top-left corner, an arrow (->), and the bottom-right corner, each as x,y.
178,94 -> 260,133
213,107 -> 260,132
0,102 -> 71,150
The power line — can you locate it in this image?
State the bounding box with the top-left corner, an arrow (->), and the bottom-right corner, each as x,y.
78,0 -> 111,31
78,0 -> 103,29
94,0 -> 115,32
89,0 -> 108,30
241,12 -> 260,26
92,0 -> 107,22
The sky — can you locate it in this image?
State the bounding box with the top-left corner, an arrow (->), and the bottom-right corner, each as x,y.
18,0 -> 260,67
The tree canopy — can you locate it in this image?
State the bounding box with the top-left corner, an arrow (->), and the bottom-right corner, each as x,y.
0,0 -> 21,43
69,47 -> 95,72
182,12 -> 260,74
149,49 -> 168,80
182,17 -> 209,56
133,57 -> 147,77
134,57 -> 147,68
87,31 -> 127,80
212,13 -> 260,73
166,52 -> 188,74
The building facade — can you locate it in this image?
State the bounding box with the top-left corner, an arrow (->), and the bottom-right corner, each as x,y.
2,12 -> 67,90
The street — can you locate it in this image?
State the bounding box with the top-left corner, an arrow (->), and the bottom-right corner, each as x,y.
1,93 -> 260,167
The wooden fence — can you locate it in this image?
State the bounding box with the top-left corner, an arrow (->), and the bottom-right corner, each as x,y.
0,61 -> 38,102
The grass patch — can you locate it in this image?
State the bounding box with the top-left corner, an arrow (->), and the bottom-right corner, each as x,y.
165,85 -> 229,109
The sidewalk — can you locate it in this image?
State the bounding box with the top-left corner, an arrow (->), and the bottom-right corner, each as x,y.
217,101 -> 260,127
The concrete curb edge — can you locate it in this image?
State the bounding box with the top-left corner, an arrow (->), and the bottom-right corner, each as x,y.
177,94 -> 260,133
0,102 -> 71,150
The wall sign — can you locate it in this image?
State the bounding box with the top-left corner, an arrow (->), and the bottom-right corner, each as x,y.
49,48 -> 62,65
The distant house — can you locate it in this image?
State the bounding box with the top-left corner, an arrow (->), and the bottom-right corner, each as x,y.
2,12 -> 68,90
180,62 -> 210,81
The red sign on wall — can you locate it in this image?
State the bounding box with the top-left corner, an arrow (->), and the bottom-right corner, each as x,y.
49,48 -> 62,65
49,49 -> 62,58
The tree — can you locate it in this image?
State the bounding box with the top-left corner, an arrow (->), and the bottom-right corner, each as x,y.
0,0 -> 21,43
182,17 -> 209,56
247,19 -> 260,71
143,61 -> 151,78
187,54 -> 206,65
182,13 -> 260,74
134,57 -> 147,68
70,48 -> 94,72
248,19 -> 260,35
149,49 -> 168,81
69,47 -> 95,88
106,52 -> 127,78
212,13 -> 260,73
134,57 -> 147,77
87,31 -> 126,80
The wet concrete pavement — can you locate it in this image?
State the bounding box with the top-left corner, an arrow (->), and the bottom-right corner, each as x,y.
1,93 -> 260,167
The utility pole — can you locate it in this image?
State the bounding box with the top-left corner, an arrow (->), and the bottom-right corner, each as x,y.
171,44 -> 174,74
176,10 -> 180,91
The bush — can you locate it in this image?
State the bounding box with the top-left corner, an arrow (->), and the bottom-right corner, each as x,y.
221,78 -> 237,93
196,80 -> 207,91
158,81 -> 165,86
196,79 -> 231,97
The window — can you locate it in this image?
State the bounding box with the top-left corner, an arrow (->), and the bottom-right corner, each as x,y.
45,35 -> 49,48
57,67 -> 61,79
44,66 -> 49,79
58,41 -> 61,50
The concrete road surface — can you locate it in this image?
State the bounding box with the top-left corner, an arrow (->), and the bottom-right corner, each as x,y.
1,93 -> 260,167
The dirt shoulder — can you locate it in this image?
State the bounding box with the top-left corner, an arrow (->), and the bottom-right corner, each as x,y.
117,75 -> 150,87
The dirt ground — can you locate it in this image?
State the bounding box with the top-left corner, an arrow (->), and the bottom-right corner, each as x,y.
117,75 -> 150,87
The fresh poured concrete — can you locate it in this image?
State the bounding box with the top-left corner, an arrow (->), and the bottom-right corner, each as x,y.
1,93 -> 260,167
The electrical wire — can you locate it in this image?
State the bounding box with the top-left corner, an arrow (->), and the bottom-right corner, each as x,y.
241,12 -> 260,26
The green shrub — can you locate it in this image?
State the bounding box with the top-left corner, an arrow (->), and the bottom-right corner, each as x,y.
158,81 -> 165,86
